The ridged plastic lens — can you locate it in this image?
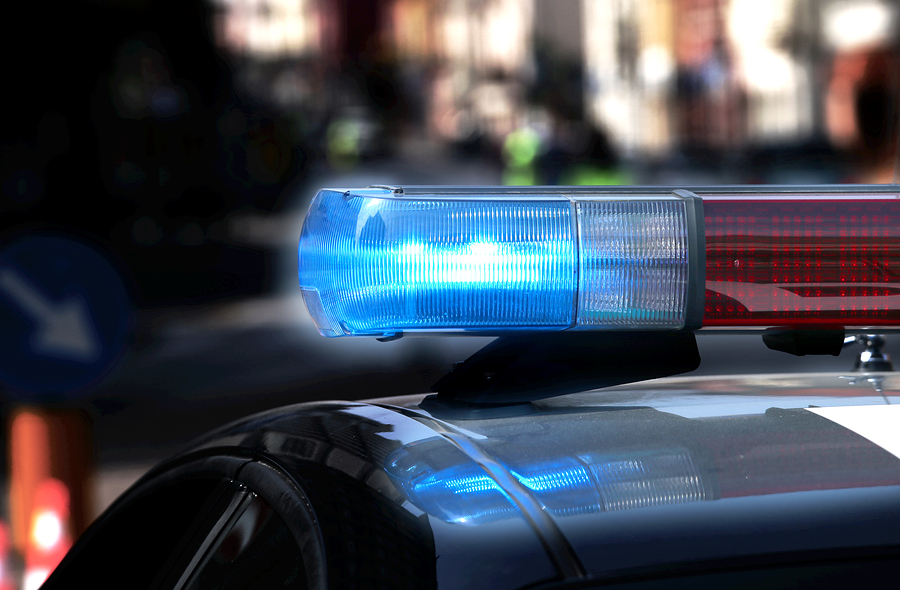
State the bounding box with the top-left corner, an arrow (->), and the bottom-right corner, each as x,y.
299,190 -> 575,336
298,189 -> 690,337
578,200 -> 689,327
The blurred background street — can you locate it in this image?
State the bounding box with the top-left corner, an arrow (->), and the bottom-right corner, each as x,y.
2,0 -> 900,580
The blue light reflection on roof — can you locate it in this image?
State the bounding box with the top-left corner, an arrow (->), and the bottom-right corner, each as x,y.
512,457 -> 603,517
388,453 -> 519,525
584,452 -> 706,511
386,440 -> 706,526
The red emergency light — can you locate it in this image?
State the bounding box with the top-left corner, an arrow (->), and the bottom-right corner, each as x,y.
702,194 -> 900,328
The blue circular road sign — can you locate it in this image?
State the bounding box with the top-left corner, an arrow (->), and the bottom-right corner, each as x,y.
0,234 -> 132,397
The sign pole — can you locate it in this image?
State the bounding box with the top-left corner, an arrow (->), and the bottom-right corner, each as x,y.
9,407 -> 91,586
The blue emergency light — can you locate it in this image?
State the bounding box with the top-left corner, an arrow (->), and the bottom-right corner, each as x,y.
298,187 -> 703,338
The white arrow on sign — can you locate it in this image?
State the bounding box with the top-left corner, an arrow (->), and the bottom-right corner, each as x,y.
0,266 -> 102,364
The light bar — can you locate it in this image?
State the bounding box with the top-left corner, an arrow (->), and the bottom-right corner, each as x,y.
298,187 -> 700,337
299,186 -> 900,338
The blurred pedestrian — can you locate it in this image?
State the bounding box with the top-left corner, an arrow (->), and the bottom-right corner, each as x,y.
826,43 -> 899,182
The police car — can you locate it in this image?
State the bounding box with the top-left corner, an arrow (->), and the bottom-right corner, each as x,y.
44,185 -> 900,589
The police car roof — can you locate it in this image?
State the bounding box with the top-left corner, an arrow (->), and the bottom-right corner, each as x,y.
176,372 -> 900,587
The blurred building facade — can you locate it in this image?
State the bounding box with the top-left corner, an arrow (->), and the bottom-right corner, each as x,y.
209,0 -> 898,176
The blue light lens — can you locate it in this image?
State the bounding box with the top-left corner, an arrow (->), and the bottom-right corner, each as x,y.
298,188 -> 692,337
299,189 -> 576,337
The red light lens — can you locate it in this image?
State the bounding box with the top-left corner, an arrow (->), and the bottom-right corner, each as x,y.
704,198 -> 900,327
